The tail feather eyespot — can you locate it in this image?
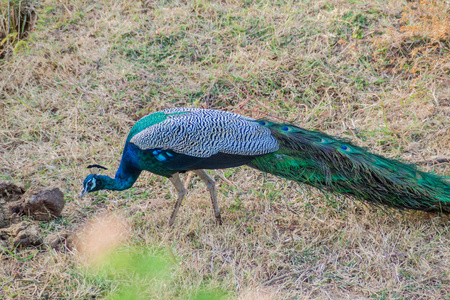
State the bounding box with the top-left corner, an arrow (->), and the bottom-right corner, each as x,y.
281,126 -> 293,132
340,145 -> 351,152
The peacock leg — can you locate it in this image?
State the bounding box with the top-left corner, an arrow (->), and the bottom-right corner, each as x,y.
168,173 -> 187,226
193,169 -> 222,225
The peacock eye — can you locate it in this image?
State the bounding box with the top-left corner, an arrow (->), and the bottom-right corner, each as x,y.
88,182 -> 93,187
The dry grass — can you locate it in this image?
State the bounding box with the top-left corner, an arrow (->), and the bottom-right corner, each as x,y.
0,0 -> 449,299
372,0 -> 450,80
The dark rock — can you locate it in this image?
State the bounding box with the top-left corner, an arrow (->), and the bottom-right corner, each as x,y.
21,187 -> 65,221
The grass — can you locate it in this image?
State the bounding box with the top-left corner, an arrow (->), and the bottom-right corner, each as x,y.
0,0 -> 449,298
0,0 -> 38,59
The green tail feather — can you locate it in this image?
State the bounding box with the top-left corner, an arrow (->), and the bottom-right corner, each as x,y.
248,120 -> 450,213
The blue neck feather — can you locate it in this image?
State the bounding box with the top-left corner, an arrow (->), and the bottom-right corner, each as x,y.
99,155 -> 142,191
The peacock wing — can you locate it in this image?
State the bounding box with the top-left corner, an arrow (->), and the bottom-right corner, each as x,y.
129,108 -> 279,158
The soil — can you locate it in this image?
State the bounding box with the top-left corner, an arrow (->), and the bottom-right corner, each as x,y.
0,181 -> 25,228
0,181 -> 70,251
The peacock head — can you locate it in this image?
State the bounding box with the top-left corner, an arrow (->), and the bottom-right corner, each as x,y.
81,164 -> 109,198
81,174 -> 105,198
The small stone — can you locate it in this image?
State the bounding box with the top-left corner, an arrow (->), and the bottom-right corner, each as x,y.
10,221 -> 43,248
45,231 -> 73,249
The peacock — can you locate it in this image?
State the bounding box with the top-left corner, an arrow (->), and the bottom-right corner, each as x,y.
81,108 -> 450,225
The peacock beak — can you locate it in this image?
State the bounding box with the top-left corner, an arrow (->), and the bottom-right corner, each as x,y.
80,188 -> 88,198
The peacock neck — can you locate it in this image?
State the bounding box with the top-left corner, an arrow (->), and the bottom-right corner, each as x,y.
114,162 -> 141,191
97,161 -> 141,192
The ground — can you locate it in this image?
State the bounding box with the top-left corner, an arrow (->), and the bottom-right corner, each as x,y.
0,0 -> 449,299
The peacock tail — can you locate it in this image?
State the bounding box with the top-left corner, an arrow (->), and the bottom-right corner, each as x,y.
248,120 -> 450,213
